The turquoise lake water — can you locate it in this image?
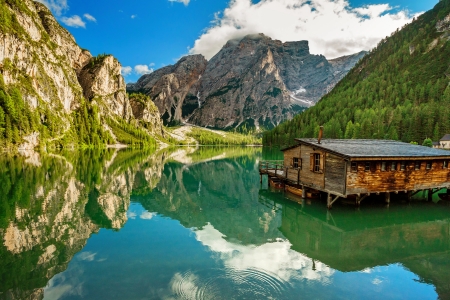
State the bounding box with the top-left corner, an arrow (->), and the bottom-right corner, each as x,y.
0,147 -> 449,299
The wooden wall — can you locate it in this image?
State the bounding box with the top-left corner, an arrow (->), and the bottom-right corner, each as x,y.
298,145 -> 325,190
284,147 -> 301,183
325,154 -> 346,195
346,160 -> 450,194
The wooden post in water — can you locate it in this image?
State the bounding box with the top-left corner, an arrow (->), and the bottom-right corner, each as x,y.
428,189 -> 433,202
407,191 -> 412,202
327,193 -> 332,209
385,192 -> 390,204
302,185 -> 306,199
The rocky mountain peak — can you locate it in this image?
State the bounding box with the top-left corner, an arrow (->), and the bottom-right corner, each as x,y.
128,34 -> 366,130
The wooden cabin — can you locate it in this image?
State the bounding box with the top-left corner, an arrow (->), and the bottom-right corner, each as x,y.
261,138 -> 450,208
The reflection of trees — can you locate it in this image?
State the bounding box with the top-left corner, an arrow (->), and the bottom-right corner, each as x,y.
0,148 -> 168,299
262,192 -> 450,299
138,148 -> 284,245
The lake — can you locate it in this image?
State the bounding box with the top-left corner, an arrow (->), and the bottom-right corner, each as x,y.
1,147 -> 449,299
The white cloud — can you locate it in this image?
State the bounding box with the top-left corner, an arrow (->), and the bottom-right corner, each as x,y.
134,65 -> 154,75
83,13 -> 97,22
61,15 -> 86,28
131,15 -> 137,19
121,66 -> 132,76
140,211 -> 156,220
194,223 -> 334,283
169,0 -> 190,6
189,0 -> 420,60
77,251 -> 96,261
35,0 -> 68,16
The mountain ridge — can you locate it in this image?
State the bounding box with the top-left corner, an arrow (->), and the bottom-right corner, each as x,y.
128,33 -> 366,131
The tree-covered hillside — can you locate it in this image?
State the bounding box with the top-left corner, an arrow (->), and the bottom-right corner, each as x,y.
263,0 -> 450,147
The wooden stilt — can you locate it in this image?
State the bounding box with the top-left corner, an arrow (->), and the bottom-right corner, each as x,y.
385,192 -> 390,204
428,189 -> 433,201
356,195 -> 361,206
327,193 -> 332,209
407,191 -> 412,202
302,185 -> 306,199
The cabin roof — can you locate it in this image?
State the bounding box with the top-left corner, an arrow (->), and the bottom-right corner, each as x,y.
291,139 -> 450,159
440,134 -> 450,141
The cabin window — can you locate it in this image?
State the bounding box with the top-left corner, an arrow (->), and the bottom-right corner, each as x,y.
426,161 -> 432,170
293,157 -> 301,169
381,161 -> 387,171
415,161 -> 421,170
365,162 -> 371,172
443,160 -> 448,169
310,153 -> 323,173
314,154 -> 321,172
351,162 -> 357,172
400,161 -> 406,171
391,161 -> 396,171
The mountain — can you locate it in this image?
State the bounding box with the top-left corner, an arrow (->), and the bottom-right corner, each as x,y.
0,0 -> 163,149
263,0 -> 450,147
128,34 -> 366,130
127,55 -> 207,126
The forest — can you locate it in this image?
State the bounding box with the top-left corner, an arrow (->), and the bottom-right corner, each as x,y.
263,0 -> 450,148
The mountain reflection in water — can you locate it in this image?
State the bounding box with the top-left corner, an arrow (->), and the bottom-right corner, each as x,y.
0,147 -> 448,299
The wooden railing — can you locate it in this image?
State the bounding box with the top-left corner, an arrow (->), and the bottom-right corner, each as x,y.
259,160 -> 285,173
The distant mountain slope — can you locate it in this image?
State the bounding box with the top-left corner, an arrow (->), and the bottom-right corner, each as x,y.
128,34 -> 365,130
263,0 -> 450,147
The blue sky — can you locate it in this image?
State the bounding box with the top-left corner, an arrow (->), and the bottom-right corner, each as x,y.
36,0 -> 438,83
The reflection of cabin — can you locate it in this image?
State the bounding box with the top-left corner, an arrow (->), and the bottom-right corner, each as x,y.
278,202 -> 450,272
258,190 -> 450,298
260,138 -> 450,208
433,134 -> 450,149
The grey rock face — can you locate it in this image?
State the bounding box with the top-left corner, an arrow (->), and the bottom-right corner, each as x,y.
127,55 -> 207,125
190,34 -> 296,129
129,34 -> 366,130
78,55 -> 132,120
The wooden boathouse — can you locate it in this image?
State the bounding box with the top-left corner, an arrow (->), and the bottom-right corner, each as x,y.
260,137 -> 450,208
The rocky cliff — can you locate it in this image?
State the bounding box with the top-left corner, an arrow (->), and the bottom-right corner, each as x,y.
127,55 -> 207,125
128,34 -> 365,130
0,0 -> 163,148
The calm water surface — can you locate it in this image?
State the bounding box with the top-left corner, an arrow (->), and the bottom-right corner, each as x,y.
0,147 -> 449,299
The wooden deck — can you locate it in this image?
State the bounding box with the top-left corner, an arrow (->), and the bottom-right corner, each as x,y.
259,160 -> 285,178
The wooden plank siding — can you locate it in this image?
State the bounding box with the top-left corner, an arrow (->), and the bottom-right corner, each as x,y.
325,153 -> 346,195
346,160 -> 450,194
299,145 -> 325,190
284,148 -> 301,184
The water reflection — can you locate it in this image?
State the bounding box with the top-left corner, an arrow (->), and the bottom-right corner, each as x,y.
0,147 -> 448,299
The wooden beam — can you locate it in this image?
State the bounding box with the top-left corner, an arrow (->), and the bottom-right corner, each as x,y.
385,192 -> 390,204
407,191 -> 412,201
356,194 -> 369,206
327,193 -> 331,209
411,190 -> 421,197
431,189 -> 441,195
